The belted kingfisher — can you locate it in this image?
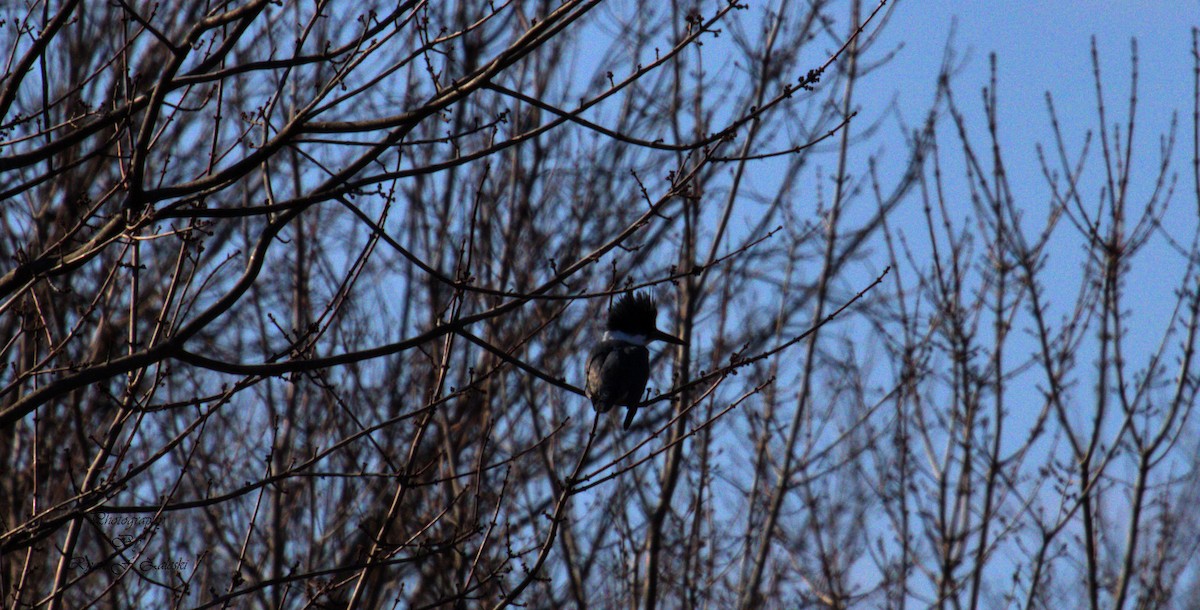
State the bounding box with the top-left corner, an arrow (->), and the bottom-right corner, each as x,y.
585,293 -> 685,429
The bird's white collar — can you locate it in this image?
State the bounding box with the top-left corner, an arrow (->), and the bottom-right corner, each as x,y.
603,330 -> 648,346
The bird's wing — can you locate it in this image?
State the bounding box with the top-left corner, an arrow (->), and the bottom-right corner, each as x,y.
625,345 -> 650,403
621,346 -> 651,429
585,344 -> 615,411
585,343 -> 651,413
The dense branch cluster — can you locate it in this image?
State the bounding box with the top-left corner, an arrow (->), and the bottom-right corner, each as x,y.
2,1 -> 1199,608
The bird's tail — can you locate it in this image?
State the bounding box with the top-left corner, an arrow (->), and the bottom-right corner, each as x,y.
622,406 -> 637,429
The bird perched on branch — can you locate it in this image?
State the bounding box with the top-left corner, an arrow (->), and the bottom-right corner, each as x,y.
585,293 -> 686,429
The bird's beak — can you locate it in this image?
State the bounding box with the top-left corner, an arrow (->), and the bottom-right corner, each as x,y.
652,328 -> 687,345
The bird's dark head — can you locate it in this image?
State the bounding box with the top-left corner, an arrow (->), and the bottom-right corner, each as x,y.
606,292 -> 686,345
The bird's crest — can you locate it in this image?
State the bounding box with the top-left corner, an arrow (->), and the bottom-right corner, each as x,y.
607,292 -> 658,334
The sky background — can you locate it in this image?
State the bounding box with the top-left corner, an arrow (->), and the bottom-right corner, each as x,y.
845,2 -> 1200,381
816,4 -> 1200,596
867,1 -> 1197,243
872,2 -> 1197,146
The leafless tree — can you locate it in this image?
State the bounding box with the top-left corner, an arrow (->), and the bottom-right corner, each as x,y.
3,0 -> 1199,608
856,35 -> 1200,610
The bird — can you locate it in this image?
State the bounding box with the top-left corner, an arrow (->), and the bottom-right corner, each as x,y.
585,292 -> 686,429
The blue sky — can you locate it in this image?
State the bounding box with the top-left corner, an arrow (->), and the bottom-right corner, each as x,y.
881,2 -> 1197,136
876,1 -> 1197,227
824,7 -> 1200,599
847,2 -> 1200,368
